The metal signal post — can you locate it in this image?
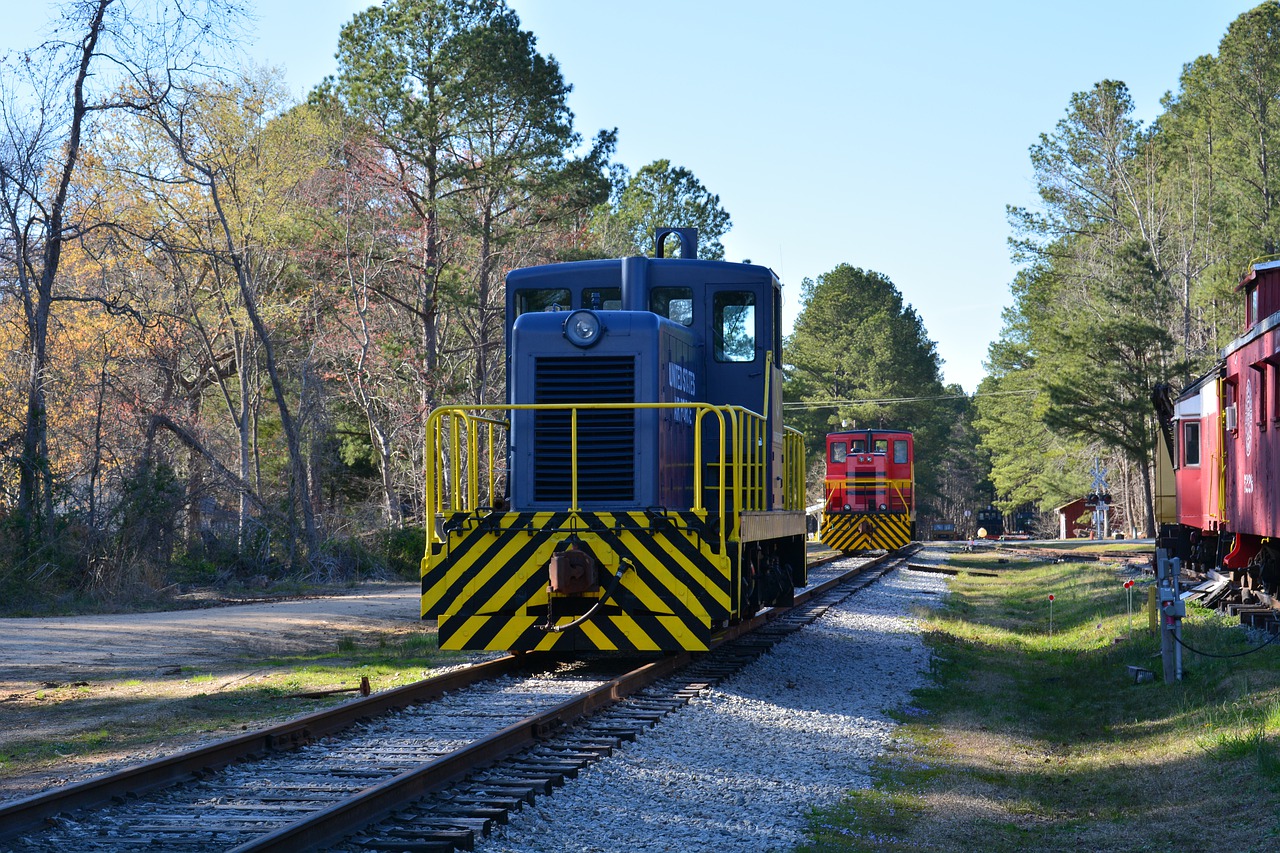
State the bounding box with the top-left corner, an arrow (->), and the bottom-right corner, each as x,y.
1155,548 -> 1184,682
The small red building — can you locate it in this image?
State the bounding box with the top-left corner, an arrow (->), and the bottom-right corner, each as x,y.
1054,498 -> 1119,539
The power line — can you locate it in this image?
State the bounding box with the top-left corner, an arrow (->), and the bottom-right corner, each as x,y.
782,388 -> 1039,409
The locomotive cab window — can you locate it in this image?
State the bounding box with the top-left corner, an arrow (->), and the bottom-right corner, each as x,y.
713,291 -> 756,362
1182,421 -> 1200,467
830,442 -> 847,463
650,287 -> 694,325
582,287 -> 621,310
873,439 -> 888,454
516,288 -> 570,316
849,439 -> 865,453
893,440 -> 909,464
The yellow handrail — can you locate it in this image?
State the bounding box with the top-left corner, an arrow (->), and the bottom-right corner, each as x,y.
1217,377 -> 1228,526
424,401 -> 803,554
425,410 -> 509,517
823,476 -> 915,513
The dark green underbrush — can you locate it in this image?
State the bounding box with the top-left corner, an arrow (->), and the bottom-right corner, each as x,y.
0,517 -> 425,616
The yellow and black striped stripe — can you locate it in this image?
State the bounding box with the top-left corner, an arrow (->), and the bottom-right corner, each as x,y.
820,511 -> 912,553
422,510 -> 734,652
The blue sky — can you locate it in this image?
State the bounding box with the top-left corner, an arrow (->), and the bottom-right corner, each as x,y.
2,1 -> 1262,391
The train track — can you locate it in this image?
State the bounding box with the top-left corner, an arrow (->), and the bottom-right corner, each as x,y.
1,548 -> 911,851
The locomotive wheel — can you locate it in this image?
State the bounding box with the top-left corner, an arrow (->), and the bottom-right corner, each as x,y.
761,555 -> 790,605
741,545 -> 760,613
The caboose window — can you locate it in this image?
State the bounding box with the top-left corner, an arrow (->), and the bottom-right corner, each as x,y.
893,440 -> 908,464
713,291 -> 756,362
651,287 -> 694,325
582,287 -> 621,310
1182,421 -> 1200,467
1273,358 -> 1280,423
516,288 -> 570,316
1256,363 -> 1268,432
830,442 -> 847,463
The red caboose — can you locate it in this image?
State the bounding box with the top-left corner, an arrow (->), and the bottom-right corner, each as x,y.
820,429 -> 915,552
1166,258 -> 1280,593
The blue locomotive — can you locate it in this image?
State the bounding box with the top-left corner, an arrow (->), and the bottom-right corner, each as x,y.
421,229 -> 807,652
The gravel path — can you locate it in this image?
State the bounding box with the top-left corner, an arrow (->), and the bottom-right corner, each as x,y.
472,566 -> 948,852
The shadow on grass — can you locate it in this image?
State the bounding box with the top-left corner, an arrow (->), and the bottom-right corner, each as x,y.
797,557 -> 1280,853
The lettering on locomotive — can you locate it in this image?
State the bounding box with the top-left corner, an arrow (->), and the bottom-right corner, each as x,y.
666,362 -> 697,425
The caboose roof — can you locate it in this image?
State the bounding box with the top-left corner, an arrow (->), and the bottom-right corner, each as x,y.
1236,257 -> 1280,290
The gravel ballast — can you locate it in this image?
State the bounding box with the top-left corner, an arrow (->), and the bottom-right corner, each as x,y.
473,565 -> 948,852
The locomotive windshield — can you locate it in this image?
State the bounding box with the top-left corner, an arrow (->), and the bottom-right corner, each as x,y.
582,287 -> 621,310
830,442 -> 846,463
516,288 -> 570,315
650,286 -> 693,325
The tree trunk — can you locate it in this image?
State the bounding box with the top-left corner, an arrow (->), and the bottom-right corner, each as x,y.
13,0 -> 111,540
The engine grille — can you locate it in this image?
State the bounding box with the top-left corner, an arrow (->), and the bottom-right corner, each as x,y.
534,356 -> 635,503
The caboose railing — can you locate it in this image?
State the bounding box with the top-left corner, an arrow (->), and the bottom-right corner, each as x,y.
425,403 -> 804,552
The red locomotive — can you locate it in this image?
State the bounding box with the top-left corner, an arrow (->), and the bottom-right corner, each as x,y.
820,428 -> 915,551
1157,257 -> 1280,596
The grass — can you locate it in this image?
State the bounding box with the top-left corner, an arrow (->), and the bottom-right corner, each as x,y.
799,550 -> 1280,852
1008,540 -> 1152,555
0,630 -> 472,781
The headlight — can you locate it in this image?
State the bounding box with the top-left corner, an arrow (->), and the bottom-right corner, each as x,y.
563,310 -> 602,347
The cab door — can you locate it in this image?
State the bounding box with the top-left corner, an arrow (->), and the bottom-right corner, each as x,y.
703,283 -> 768,507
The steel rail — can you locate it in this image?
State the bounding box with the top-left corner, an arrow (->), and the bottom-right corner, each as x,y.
230,653 -> 692,851
0,653 -> 540,841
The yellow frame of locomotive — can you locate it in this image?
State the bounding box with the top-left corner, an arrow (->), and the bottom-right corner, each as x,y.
820,475 -> 916,553
422,402 -> 805,651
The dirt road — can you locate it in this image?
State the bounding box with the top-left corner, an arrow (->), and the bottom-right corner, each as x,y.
0,583 -> 424,690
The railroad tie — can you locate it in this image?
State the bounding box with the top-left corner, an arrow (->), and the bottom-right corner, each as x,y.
354,842 -> 455,853
355,829 -> 471,851
464,782 -> 542,803
494,771 -> 563,789
448,798 -> 521,819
